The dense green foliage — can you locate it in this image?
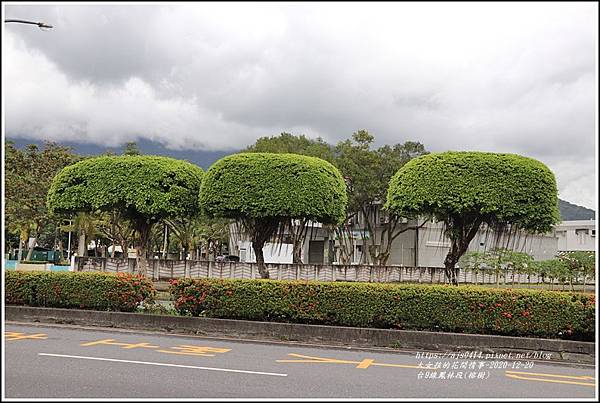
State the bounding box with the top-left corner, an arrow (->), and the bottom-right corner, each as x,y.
46,155 -> 205,274
558,251 -> 596,278
244,131 -> 428,265
386,151 -> 560,284
245,132 -> 336,163
333,131 -> 428,264
5,141 -> 80,259
169,278 -> 594,341
5,271 -> 155,311
47,155 -> 204,220
532,253 -> 595,291
386,151 -> 560,232
200,153 -> 347,224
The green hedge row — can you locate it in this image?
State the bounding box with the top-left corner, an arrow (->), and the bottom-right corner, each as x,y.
169,278 -> 595,341
5,271 -> 156,312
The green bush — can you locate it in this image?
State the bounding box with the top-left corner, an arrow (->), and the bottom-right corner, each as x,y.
5,271 -> 156,312
169,278 -> 594,341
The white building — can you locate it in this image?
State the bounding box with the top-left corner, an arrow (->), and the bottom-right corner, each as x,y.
554,220 -> 596,252
228,212 -> 562,267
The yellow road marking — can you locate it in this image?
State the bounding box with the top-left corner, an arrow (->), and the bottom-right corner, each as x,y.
356,359 -> 375,369
276,353 -> 423,370
156,345 -> 231,357
81,339 -> 159,349
81,339 -> 119,347
121,342 -> 160,349
504,371 -> 596,387
5,332 -> 48,341
505,370 -> 595,380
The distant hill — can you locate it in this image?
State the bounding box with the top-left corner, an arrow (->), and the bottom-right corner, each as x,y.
558,199 -> 595,221
6,137 -> 237,171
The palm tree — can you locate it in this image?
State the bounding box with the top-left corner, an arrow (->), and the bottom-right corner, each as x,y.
63,212 -> 101,257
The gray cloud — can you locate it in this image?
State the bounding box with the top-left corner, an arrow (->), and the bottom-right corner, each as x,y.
4,2 -> 597,208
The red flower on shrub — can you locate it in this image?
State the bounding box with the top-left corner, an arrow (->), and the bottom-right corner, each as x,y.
521,311 -> 530,317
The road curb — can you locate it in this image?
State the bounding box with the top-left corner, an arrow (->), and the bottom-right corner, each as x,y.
5,305 -> 595,364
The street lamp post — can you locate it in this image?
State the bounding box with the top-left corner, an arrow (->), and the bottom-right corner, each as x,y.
5,19 -> 53,29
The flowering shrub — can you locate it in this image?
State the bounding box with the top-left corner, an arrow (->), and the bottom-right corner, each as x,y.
5,271 -> 155,312
169,278 -> 594,341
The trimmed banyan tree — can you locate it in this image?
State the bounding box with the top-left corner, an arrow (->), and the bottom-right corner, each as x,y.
47,155 -> 204,276
200,153 -> 348,278
385,151 -> 560,285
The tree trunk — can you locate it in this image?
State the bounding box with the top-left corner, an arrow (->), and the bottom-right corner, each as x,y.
57,239 -> 64,259
133,220 -> 154,277
443,252 -> 460,286
379,251 -> 391,266
253,240 -> 269,279
569,276 -> 573,292
17,238 -> 24,262
443,216 -> 482,286
162,224 -> 168,259
78,234 -> 87,257
248,218 -> 280,279
336,224 -> 354,265
18,227 -> 30,261
25,237 -> 37,261
188,241 -> 195,260
120,239 -> 128,259
291,218 -> 307,264
292,244 -> 303,264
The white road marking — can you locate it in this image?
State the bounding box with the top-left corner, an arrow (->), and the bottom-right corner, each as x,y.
38,353 -> 287,377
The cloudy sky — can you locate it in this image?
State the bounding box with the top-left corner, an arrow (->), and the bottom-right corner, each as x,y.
3,2 -> 598,209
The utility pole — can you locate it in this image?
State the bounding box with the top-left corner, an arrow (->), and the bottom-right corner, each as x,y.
67,219 -> 72,261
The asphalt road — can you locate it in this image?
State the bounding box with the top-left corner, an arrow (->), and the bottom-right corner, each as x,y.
3,322 -> 597,399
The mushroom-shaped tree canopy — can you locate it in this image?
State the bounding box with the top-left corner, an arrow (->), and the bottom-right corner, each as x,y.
385,151 -> 559,284
47,155 -> 204,275
200,152 -> 347,277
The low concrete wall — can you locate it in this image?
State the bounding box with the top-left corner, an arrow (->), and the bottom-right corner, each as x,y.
15,262 -> 51,272
5,306 -> 594,364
